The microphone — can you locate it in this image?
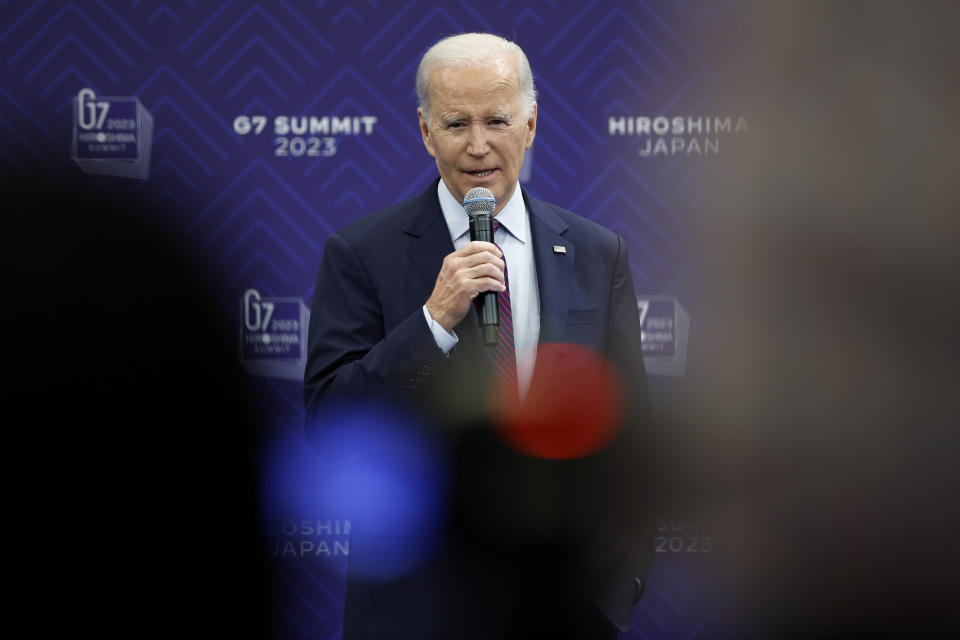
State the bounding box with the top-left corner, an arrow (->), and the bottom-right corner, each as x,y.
463,187 -> 499,347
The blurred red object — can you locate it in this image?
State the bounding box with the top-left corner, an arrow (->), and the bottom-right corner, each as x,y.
493,343 -> 625,459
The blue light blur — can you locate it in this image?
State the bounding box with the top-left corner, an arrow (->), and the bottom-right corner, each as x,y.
262,401 -> 448,581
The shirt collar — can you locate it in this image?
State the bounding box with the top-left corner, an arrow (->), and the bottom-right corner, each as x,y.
437,179 -> 528,244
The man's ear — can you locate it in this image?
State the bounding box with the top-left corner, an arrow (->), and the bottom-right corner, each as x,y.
418,108 -> 436,159
524,103 -> 537,149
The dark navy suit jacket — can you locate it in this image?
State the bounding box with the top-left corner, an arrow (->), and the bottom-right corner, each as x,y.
303,179 -> 653,636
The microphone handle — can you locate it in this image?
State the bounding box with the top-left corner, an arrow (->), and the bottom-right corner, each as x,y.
468,214 -> 500,347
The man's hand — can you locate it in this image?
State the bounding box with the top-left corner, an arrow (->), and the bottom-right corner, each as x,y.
425,241 -> 505,332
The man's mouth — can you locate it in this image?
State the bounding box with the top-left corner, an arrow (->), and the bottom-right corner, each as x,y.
467,169 -> 495,177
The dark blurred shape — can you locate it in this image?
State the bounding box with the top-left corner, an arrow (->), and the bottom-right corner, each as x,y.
309,357 -> 640,639
0,166 -> 267,636
658,1 -> 960,636
493,343 -> 625,460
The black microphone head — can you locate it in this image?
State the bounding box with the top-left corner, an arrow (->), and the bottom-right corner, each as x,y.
463,187 -> 496,216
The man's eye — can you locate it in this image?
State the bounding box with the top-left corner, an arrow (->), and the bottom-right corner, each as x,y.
447,122 -> 465,130
489,119 -> 508,127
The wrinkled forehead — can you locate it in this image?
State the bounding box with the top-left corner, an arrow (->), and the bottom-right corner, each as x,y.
427,57 -> 520,101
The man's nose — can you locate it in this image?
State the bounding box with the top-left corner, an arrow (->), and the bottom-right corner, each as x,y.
466,124 -> 490,156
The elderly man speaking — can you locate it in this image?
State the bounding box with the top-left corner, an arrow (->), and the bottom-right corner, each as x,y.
304,33 -> 652,639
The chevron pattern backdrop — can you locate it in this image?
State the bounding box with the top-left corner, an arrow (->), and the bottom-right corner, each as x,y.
1,1 -> 744,637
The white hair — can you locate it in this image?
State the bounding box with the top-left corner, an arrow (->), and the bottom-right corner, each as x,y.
416,33 -> 537,126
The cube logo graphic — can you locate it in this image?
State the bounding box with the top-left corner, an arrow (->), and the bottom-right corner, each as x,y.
240,289 -> 309,380
72,88 -> 153,179
638,296 -> 690,377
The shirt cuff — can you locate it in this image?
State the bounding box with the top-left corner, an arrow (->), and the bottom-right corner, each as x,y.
422,305 -> 458,354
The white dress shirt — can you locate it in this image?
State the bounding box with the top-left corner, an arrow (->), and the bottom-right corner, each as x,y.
422,180 -> 541,397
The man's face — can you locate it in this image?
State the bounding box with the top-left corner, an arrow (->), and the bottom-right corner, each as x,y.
418,59 -> 537,214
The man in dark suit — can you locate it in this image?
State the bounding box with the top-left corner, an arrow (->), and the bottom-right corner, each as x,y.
304,33 -> 652,639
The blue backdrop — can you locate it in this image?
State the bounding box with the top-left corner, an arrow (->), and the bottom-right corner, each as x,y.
0,1 -> 746,637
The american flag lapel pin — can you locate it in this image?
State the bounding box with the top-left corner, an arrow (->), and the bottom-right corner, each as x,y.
553,245 -> 566,255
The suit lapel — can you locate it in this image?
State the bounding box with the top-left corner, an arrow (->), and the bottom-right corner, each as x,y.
402,180 -> 455,292
401,179 -> 484,357
524,190 -> 573,344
